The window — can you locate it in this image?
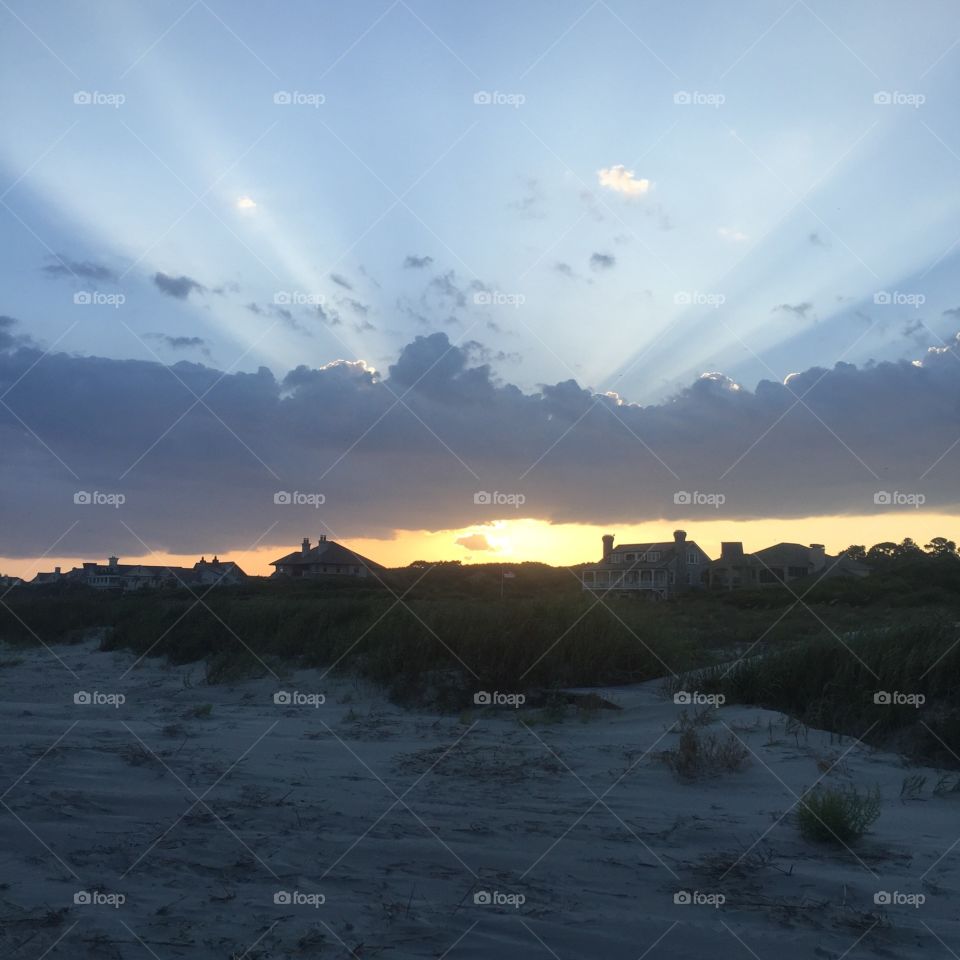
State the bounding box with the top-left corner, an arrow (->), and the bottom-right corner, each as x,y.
787,566 -> 808,579
609,553 -> 623,563
625,553 -> 636,561
647,551 -> 660,562
687,551 -> 698,564
583,571 -> 594,582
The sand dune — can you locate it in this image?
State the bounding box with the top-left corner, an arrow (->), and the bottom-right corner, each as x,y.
0,638 -> 956,958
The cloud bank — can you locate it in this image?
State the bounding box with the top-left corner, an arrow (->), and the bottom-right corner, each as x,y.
1,321 -> 959,557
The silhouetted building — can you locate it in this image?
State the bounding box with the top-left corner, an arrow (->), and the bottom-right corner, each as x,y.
270,536 -> 384,580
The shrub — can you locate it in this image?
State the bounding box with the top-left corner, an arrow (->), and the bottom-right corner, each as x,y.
662,726 -> 749,780
796,783 -> 881,844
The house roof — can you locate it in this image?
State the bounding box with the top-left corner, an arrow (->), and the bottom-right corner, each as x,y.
270,539 -> 384,572
752,542 -> 818,567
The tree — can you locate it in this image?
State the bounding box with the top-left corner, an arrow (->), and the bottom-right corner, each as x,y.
843,545 -> 867,561
895,537 -> 923,558
866,542 -> 898,563
924,537 -> 957,558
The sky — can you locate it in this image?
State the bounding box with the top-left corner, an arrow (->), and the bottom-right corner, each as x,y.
2,0 -> 960,576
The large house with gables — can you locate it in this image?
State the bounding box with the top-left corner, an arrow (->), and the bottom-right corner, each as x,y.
581,530 -> 710,599
30,555 -> 247,591
270,536 -> 384,580
708,541 -> 869,589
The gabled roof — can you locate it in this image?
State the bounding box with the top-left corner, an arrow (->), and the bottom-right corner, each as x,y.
752,543 -> 817,566
270,539 -> 384,571
611,541 -> 678,554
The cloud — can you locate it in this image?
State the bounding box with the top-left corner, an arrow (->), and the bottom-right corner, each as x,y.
42,257 -> 118,283
403,255 -> 434,269
943,306 -> 960,319
773,301 -> 814,320
718,227 -> 748,242
554,262 -> 576,278
455,533 -> 493,552
509,177 -> 546,219
246,301 -> 311,335
330,273 -> 353,290
590,252 -> 616,271
6,331 -> 960,557
809,232 -> 829,248
235,195 -> 256,209
341,297 -> 369,316
145,333 -> 211,358
153,272 -> 206,300
597,165 -> 651,197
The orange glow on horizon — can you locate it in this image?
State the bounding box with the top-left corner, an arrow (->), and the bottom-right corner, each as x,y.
1,512 -> 958,581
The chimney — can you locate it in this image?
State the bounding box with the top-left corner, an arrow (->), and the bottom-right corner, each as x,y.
674,531 -> 689,592
721,542 -> 744,561
54,566 -> 61,575
319,534 -> 327,542
108,556 -> 118,568
301,538 -> 310,553
809,543 -> 826,571
602,534 -> 614,560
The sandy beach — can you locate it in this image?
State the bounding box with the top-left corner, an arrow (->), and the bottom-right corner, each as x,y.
0,637 -> 956,958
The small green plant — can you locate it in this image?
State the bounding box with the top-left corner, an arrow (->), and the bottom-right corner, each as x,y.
796,783 -> 881,844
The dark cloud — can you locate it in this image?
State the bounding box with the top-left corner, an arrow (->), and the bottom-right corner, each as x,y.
146,333 -> 211,358
153,272 -> 206,300
4,331 -> 960,557
943,306 -> 960,319
246,302 -> 311,335
809,233 -> 829,248
554,262 -> 576,278
330,273 -> 353,290
42,257 -> 118,284
342,298 -> 370,316
316,304 -> 341,327
403,255 -> 434,269
590,252 -> 616,271
773,301 -> 814,320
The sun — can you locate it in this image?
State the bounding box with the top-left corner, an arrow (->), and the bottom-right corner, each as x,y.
235,195 -> 257,210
